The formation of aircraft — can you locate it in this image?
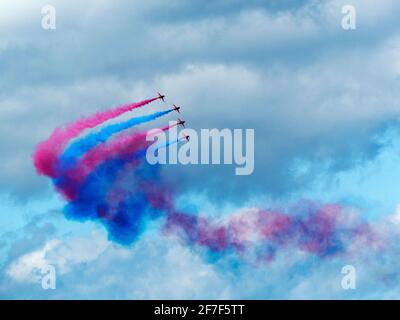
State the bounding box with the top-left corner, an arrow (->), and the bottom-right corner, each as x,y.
156,92 -> 188,142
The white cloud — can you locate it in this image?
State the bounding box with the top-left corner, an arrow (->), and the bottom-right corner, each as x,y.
6,239 -> 59,283
3,216 -> 400,299
6,231 -> 109,284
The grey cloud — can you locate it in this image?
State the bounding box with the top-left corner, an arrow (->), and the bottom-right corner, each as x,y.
3,218 -> 400,299
1,0 -> 400,203
1,0 -> 399,91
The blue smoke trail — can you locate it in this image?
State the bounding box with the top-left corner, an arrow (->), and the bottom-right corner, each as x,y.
63,145 -> 165,244
62,136 -> 183,244
58,109 -> 173,170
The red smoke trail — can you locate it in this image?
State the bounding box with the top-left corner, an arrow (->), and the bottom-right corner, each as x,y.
56,124 -> 177,200
76,124 -> 175,181
105,134 -> 183,214
164,203 -> 379,259
33,97 -> 159,177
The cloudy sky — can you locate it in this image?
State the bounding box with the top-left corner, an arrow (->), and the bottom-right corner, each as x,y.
2,0 -> 400,299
